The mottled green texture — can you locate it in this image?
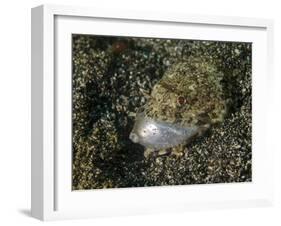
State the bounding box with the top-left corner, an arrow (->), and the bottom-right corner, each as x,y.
145,57 -> 227,124
72,35 -> 251,190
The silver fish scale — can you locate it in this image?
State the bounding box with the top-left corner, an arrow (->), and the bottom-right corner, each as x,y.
129,114 -> 198,150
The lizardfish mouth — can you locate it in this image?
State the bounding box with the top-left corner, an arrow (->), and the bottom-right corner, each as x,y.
129,133 -> 139,143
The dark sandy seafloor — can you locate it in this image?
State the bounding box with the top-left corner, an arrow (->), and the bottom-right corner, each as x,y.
72,35 -> 252,190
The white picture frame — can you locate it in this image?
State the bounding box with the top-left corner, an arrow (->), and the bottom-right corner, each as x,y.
31,4 -> 274,221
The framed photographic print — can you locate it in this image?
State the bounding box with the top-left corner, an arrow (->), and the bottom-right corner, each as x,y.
31,4 -> 274,221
